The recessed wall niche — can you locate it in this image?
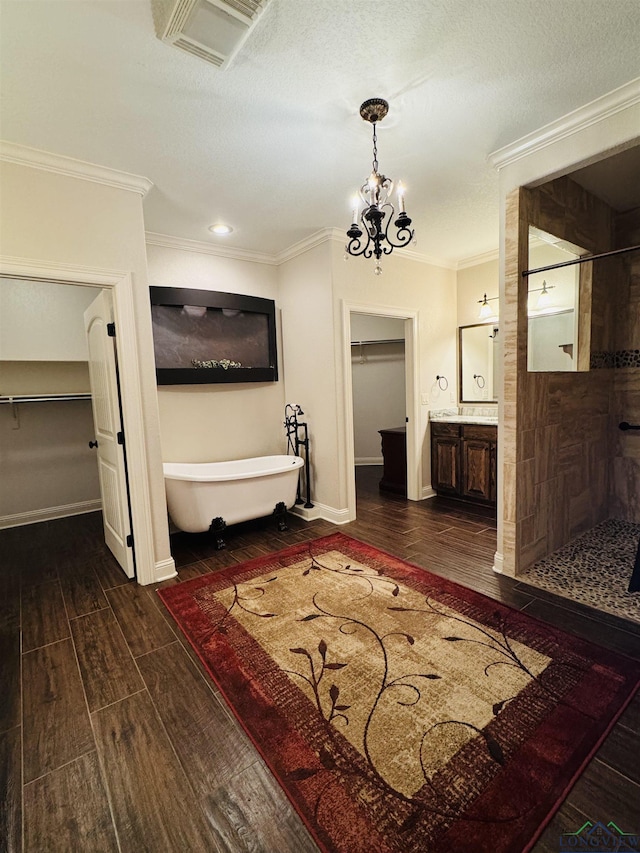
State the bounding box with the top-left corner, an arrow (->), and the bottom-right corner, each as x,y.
149,287 -> 278,385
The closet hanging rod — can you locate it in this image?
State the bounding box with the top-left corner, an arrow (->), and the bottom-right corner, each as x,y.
522,243 -> 640,277
0,393 -> 91,404
350,338 -> 405,346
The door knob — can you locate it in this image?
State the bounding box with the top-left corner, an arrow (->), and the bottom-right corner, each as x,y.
89,440 -> 98,448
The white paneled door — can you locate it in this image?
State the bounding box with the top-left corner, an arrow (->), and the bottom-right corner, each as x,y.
84,290 -> 135,578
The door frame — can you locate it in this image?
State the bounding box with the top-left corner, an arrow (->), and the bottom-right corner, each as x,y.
0,256 -> 163,586
341,300 -> 421,520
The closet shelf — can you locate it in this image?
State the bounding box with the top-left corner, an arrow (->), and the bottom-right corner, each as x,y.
0,393 -> 91,404
350,338 -> 404,346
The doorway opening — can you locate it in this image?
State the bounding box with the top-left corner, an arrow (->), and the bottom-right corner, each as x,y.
351,313 -> 406,504
342,302 -> 420,523
0,259 -> 167,585
0,277 -> 135,577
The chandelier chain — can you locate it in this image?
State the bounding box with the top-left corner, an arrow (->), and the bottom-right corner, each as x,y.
371,123 -> 379,174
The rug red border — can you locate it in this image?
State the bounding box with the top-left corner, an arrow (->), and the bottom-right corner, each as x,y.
158,532 -> 640,853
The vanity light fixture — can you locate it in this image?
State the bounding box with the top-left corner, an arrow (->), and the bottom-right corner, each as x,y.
209,223 -> 233,235
528,280 -> 556,313
478,293 -> 499,321
345,98 -> 414,276
535,280 -> 553,310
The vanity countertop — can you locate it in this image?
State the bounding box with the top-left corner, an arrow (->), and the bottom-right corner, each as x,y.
430,409 -> 498,425
430,415 -> 498,425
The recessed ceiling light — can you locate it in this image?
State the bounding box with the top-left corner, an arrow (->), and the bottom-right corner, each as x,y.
209,223 -> 233,235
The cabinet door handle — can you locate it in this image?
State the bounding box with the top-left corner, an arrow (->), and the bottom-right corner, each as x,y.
88,440 -> 99,449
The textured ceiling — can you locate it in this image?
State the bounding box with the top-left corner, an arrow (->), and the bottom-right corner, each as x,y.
1,0 -> 639,263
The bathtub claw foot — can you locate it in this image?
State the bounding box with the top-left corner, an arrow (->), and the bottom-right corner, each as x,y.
273,501 -> 289,532
209,516 -> 227,549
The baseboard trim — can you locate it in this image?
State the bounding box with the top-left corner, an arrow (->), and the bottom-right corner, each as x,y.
154,557 -> 177,583
421,487 -> 437,500
0,499 -> 102,529
291,502 -> 353,525
492,551 -> 505,574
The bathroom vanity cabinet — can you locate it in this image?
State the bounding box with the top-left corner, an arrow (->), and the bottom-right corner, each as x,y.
430,421 -> 497,507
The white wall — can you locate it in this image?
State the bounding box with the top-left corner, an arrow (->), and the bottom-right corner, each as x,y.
456,258 -> 499,328
0,400 -> 100,524
0,361 -> 90,395
0,279 -> 101,524
278,241 -> 341,515
351,342 -> 406,462
0,279 -> 96,360
350,314 -> 406,342
145,243 -> 285,462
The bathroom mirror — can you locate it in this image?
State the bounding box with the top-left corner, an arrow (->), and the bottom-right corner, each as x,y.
526,228 -> 587,372
459,323 -> 499,403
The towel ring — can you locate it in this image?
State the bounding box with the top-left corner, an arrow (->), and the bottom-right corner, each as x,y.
436,375 -> 448,391
473,373 -> 486,389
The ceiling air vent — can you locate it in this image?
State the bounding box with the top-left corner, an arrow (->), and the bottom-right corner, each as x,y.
152,0 -> 271,69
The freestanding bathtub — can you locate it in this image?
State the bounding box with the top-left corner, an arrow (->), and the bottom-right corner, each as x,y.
163,454 -> 304,538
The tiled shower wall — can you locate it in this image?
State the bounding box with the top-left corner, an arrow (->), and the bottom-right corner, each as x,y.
503,177 -> 617,576
611,208 -> 640,522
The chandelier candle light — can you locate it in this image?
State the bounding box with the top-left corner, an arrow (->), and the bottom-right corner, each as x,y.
345,98 -> 414,275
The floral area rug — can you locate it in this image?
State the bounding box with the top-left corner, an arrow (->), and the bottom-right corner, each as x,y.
158,533 -> 640,853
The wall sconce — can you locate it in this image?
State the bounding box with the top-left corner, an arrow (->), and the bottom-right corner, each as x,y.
478,293 -> 499,321
528,280 -> 555,313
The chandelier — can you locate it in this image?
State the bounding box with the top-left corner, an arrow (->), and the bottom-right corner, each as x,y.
345,98 -> 414,275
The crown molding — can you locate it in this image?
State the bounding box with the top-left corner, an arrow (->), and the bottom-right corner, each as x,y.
393,245 -> 456,270
144,231 -> 276,265
275,228 -> 340,264
489,77 -> 640,170
276,227 -> 455,269
456,247 -> 500,270
146,226 -> 456,269
0,140 -> 153,196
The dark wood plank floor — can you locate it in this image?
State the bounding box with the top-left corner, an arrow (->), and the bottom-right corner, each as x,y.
1,466 -> 639,852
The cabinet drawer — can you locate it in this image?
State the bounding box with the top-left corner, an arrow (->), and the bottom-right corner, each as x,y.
462,424 -> 497,442
430,422 -> 461,438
